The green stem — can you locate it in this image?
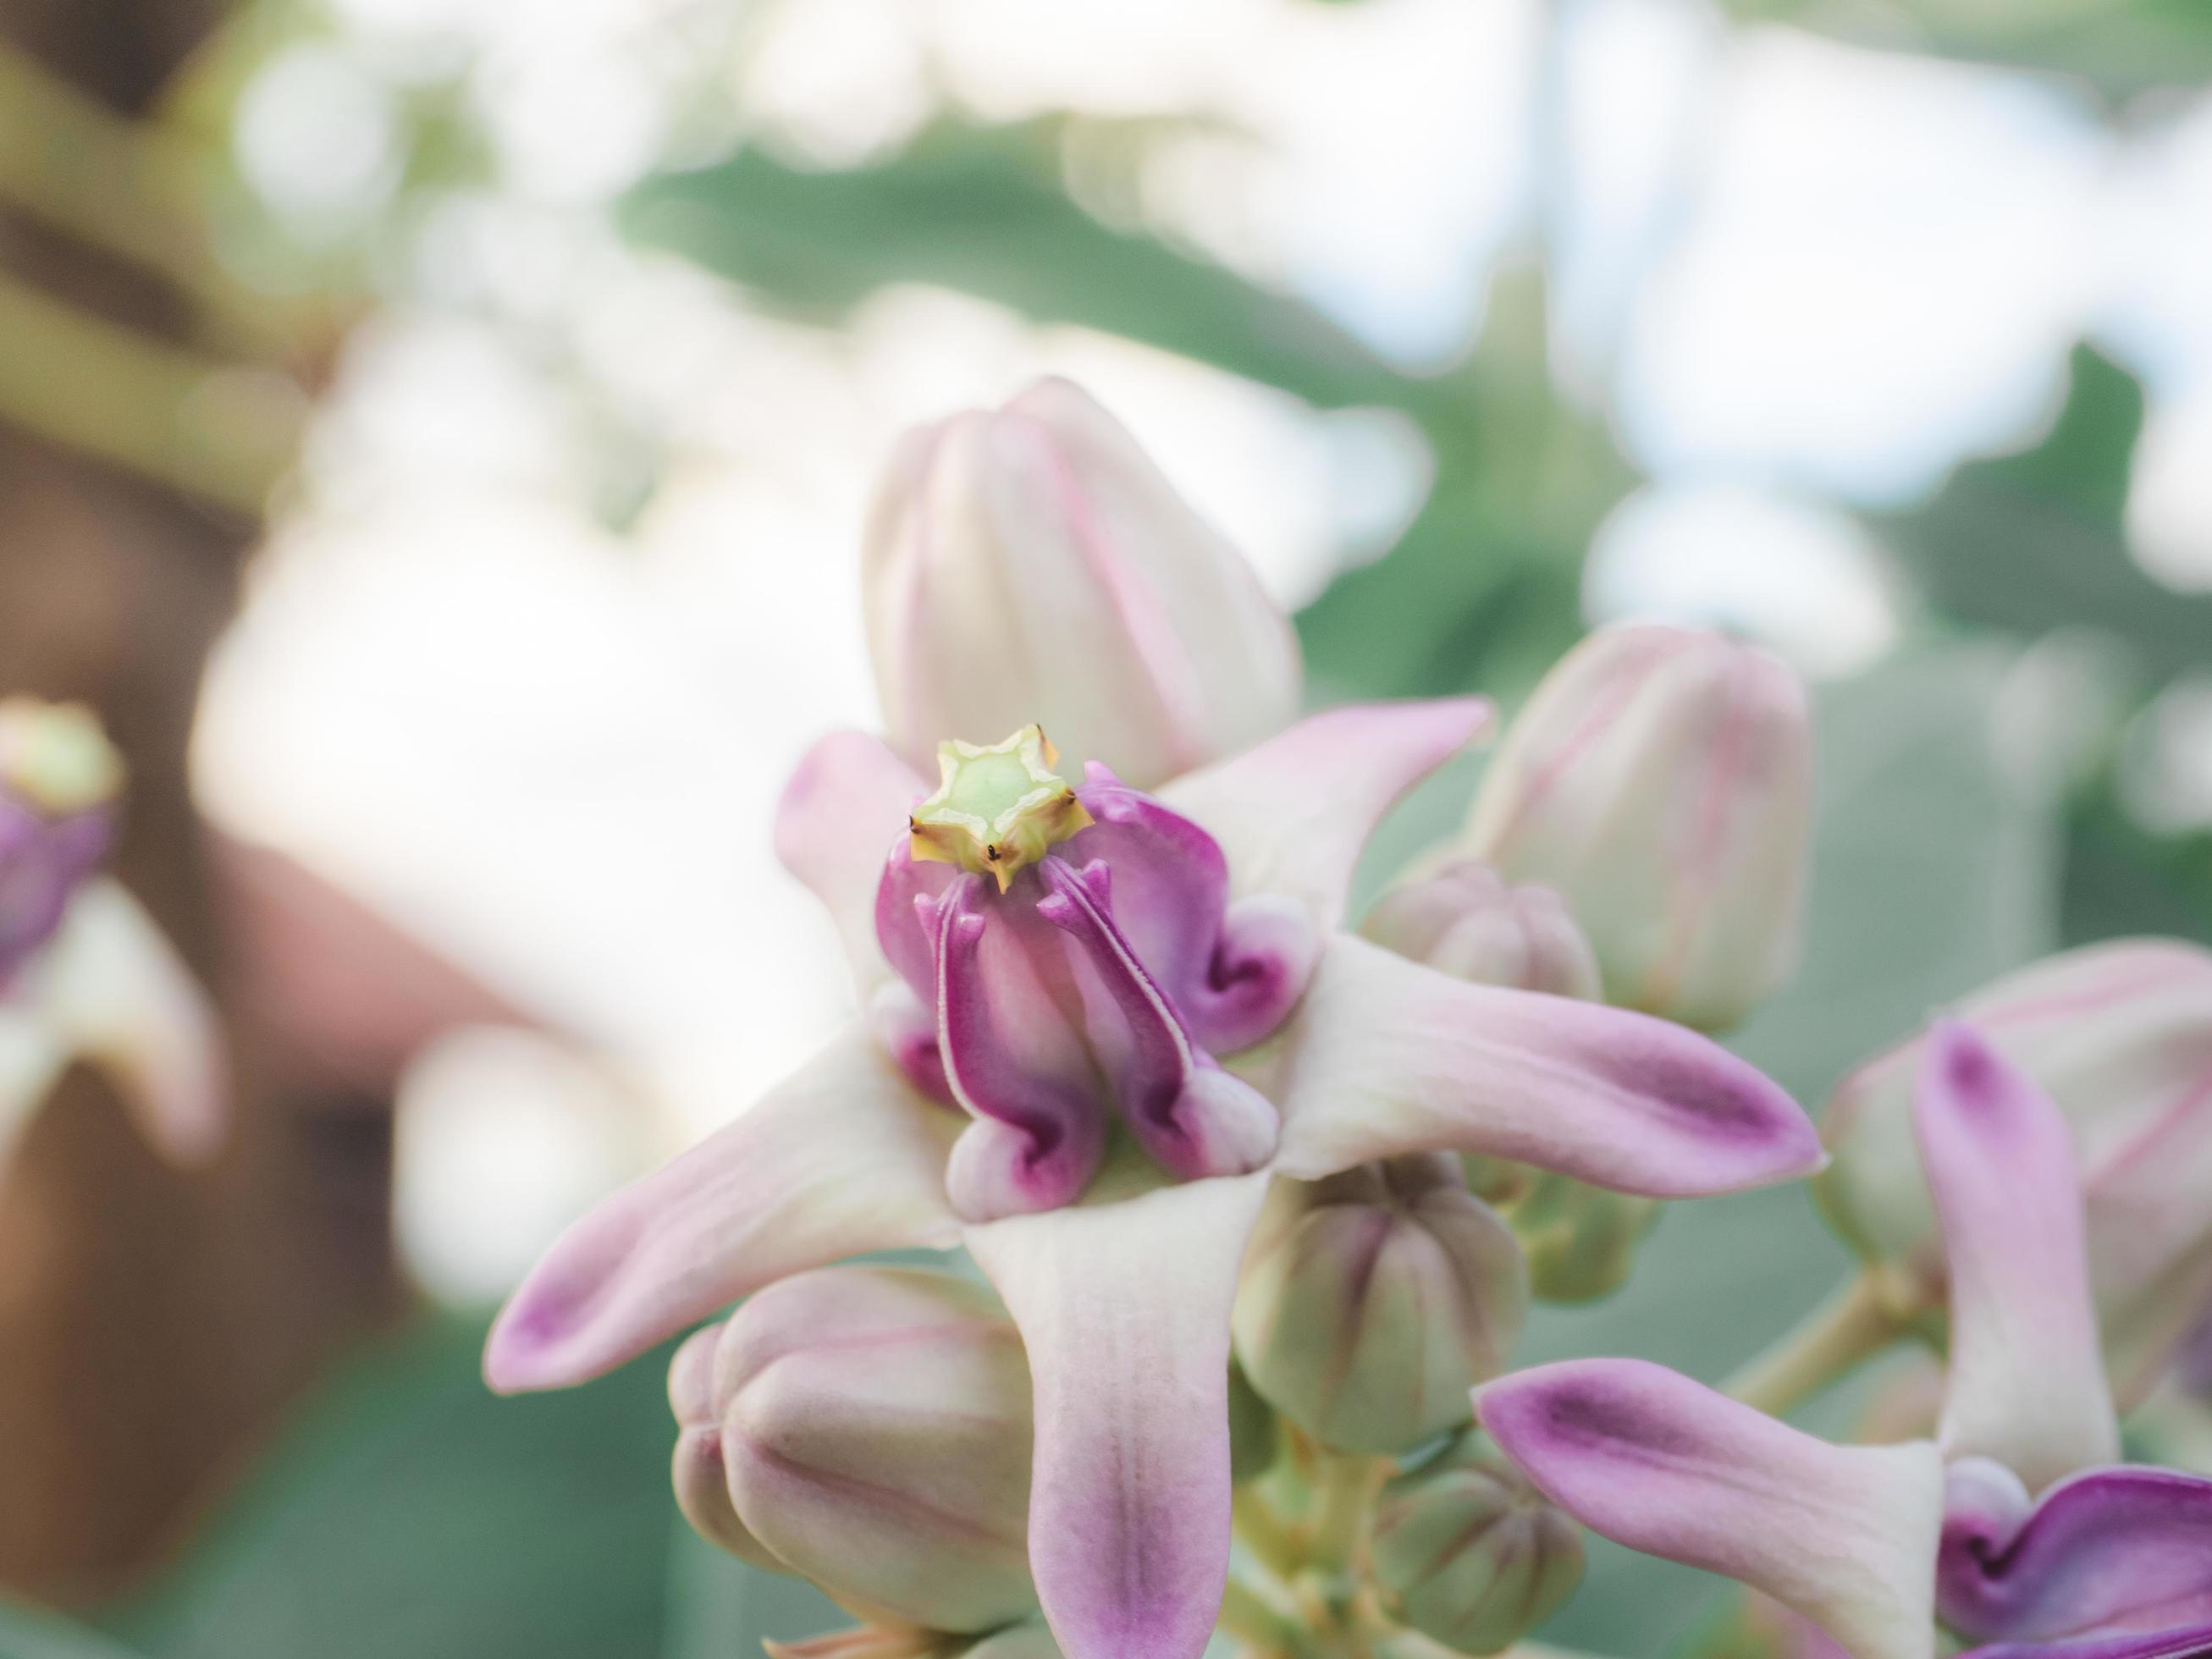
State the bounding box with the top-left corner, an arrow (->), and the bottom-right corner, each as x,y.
1233,1484 -> 1305,1583
1722,1271 -> 1910,1419
1217,1572 -> 1306,1656
1305,1451 -> 1380,1574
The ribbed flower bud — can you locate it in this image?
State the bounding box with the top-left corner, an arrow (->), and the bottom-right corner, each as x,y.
1459,623 -> 1812,1033
1370,1430 -> 1585,1655
1466,1159 -> 1662,1304
862,377 -> 1302,791
1818,939 -> 2212,1403
1360,863 -> 1601,1000
1231,1155 -> 1526,1454
674,1265 -> 1036,1633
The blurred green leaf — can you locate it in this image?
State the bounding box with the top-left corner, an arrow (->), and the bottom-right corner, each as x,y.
94,1313 -> 680,1659
1516,646 -> 2061,1656
1877,347 -> 2212,685
1296,267 -> 1639,703
623,120 -> 1431,416
1717,0 -> 2212,100
0,1601 -> 144,1657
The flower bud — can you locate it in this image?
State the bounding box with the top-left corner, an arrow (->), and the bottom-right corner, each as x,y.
1370,1430 -> 1585,1655
1459,623 -> 1812,1032
1360,863 -> 1601,1001
1231,1155 -> 1527,1455
1818,939 -> 2212,1403
1361,867 -> 1648,1304
1487,1163 -> 1662,1304
686,1265 -> 1036,1633
862,377 -> 1302,791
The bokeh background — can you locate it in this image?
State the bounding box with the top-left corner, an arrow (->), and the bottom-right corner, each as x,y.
2,0 -> 2209,1653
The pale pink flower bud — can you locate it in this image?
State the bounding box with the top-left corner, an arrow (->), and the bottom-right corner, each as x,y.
1369,1430 -> 1586,1656
1819,939 -> 2212,1404
681,1265 -> 1035,1634
1360,863 -> 1602,1000
862,378 -> 1303,791
1230,1154 -> 1527,1455
1459,623 -> 1812,1032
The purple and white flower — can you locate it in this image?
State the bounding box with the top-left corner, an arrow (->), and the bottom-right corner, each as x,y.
488,700 -> 1821,1659
0,697 -> 223,1166
1479,1021 -> 2212,1659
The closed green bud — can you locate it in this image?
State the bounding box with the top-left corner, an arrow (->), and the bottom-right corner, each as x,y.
1370,1431 -> 1586,1655
679,1265 -> 1036,1634
1232,1155 -> 1527,1455
1476,1161 -> 1663,1304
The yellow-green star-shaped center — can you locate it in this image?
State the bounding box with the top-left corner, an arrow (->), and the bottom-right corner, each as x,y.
909,725 -> 1094,893
0,697 -> 124,817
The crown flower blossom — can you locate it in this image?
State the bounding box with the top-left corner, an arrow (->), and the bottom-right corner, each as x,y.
488,695 -> 1821,1659
0,697 -> 223,1166
1478,1021 -> 2212,1659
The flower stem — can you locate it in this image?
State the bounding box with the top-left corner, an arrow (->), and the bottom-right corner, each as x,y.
1233,1485 -> 1305,1583
1722,1270 -> 1910,1419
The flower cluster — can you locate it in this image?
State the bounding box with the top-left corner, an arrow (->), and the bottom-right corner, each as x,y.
484,379 -> 2212,1659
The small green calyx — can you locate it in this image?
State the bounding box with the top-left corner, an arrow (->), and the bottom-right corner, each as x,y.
909,725 -> 1093,893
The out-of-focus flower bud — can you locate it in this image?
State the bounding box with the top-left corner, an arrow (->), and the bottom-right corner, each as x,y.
1231,1155 -> 1526,1455
1360,863 -> 1601,1000
1818,939 -> 2212,1404
1488,1164 -> 1662,1304
1227,1358 -> 1278,1483
668,1322 -> 783,1572
680,1265 -> 1036,1633
1459,623 -> 1812,1033
1370,1430 -> 1585,1655
0,697 -> 120,984
862,377 -> 1302,791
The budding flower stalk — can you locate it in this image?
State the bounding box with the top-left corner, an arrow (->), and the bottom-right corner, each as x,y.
1459,623 -> 1812,1033
863,377 -> 1302,791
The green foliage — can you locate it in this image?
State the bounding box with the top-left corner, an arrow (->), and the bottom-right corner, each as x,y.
623,119 -> 1425,417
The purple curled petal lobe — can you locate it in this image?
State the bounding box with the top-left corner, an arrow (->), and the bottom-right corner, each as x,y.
484,1026 -> 961,1392
1961,1623 -> 2212,1659
1065,785 -> 1314,1055
1159,700 -> 1493,934
1267,935 -> 1822,1197
875,842 -> 958,1002
1939,1464 -> 2212,1645
777,731 -> 928,987
1036,856 -> 1277,1182
1478,1359 -> 1944,1659
966,1171 -> 1270,1659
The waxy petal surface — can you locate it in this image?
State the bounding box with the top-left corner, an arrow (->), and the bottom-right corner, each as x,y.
777,731 -> 928,988
966,1171 -> 1270,1659
1160,700 -> 1491,934
1479,1359 -> 1944,1659
1913,1021 -> 2118,1491
1939,1463 -> 2212,1645
486,1026 -> 961,1392
1265,935 -> 1821,1196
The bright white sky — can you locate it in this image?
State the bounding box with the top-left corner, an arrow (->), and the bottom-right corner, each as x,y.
195,0 -> 2212,1299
